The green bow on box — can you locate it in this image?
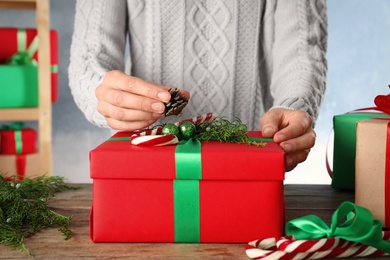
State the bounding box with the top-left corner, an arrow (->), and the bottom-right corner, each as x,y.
5,29 -> 38,66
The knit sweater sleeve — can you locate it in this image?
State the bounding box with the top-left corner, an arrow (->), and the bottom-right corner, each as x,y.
270,0 -> 328,122
68,0 -> 127,128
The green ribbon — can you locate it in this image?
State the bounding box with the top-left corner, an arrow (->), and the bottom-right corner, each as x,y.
108,137 -> 131,141
174,138 -> 202,242
175,138 -> 202,180
51,65 -> 58,73
6,29 -> 38,66
1,122 -> 25,154
285,201 -> 390,253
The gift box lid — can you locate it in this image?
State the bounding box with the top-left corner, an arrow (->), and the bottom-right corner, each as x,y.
90,131 -> 285,181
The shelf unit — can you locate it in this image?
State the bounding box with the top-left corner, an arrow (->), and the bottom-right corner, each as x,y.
0,0 -> 52,176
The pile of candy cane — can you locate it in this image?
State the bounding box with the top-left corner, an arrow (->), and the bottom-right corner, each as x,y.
130,113 -> 215,146
246,231 -> 390,259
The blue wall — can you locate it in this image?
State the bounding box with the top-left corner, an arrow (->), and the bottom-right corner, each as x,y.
287,0 -> 390,184
1,0 -> 389,183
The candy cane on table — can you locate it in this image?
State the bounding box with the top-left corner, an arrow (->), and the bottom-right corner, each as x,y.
246,231 -> 390,260
130,113 -> 216,146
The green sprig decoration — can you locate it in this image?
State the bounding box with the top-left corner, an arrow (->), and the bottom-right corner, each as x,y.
0,175 -> 79,257
195,117 -> 266,147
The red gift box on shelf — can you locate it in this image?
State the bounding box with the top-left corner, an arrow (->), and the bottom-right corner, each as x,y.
89,131 -> 285,243
0,153 -> 39,180
355,118 -> 390,228
0,123 -> 37,154
0,27 -> 58,104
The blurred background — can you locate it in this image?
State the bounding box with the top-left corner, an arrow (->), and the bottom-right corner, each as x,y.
0,0 -> 389,184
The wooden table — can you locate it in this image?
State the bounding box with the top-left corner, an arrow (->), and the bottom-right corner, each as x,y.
0,184 -> 385,259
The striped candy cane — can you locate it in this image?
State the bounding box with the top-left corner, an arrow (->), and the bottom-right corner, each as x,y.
246,231 -> 390,260
130,113 -> 215,146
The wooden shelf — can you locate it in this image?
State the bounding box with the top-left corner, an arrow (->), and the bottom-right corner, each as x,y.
0,108 -> 39,121
0,0 -> 36,9
0,0 -> 52,177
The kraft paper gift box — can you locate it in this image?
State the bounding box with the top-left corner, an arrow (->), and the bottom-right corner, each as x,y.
355,118 -> 390,228
0,28 -> 58,107
0,124 -> 37,155
89,131 -> 285,243
331,111 -> 390,190
0,153 -> 39,180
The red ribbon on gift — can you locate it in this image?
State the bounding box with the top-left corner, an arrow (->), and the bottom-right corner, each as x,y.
374,85 -> 390,227
386,120 -> 390,226
375,118 -> 390,227
374,85 -> 390,115
16,154 -> 26,180
373,86 -> 390,226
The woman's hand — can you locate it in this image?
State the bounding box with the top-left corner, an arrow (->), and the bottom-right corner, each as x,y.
260,108 -> 316,171
96,70 -> 190,131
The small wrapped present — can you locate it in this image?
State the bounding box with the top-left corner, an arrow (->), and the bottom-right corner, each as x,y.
331,110 -> 390,190
89,122 -> 285,243
0,153 -> 39,180
0,28 -> 58,107
355,119 -> 390,228
0,122 -> 37,154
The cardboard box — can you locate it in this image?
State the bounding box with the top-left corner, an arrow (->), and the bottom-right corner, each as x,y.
0,28 -> 58,106
90,131 -> 285,243
355,118 -> 390,228
332,112 -> 390,190
0,127 -> 37,154
0,153 -> 39,180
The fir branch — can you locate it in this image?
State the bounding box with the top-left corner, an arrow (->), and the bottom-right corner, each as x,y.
195,117 -> 265,147
0,175 -> 78,257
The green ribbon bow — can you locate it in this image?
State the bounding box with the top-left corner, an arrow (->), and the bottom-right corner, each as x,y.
1,122 -> 25,154
285,201 -> 390,253
6,29 -> 38,66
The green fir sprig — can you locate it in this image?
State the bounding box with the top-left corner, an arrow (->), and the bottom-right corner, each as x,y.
0,175 -> 79,257
195,117 -> 265,147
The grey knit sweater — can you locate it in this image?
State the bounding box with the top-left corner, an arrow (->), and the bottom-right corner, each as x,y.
68,0 -> 327,130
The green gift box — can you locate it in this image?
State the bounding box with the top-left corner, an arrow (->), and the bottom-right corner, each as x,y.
0,65 -> 38,107
332,111 -> 390,190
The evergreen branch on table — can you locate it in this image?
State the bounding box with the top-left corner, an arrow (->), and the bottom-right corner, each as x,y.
0,175 -> 79,257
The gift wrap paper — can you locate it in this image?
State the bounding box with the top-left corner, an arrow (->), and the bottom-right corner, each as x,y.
0,153 -> 39,179
332,112 -> 390,190
355,119 -> 390,228
89,131 -> 285,243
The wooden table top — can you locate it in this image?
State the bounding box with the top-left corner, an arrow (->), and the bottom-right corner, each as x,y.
0,184 -> 385,260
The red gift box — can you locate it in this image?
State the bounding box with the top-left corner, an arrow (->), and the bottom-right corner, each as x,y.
89,131 -> 285,243
0,125 -> 37,154
0,27 -> 58,102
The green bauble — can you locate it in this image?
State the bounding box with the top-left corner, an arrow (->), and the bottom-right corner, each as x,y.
162,123 -> 180,136
179,122 -> 196,140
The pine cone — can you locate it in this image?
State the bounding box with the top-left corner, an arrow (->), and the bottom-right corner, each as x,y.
164,88 -> 188,117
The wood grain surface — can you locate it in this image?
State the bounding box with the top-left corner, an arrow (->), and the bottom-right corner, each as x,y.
1,184 -> 384,260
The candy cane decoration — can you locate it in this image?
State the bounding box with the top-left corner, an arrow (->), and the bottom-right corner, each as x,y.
246,231 -> 390,260
130,134 -> 179,146
131,113 -> 215,146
